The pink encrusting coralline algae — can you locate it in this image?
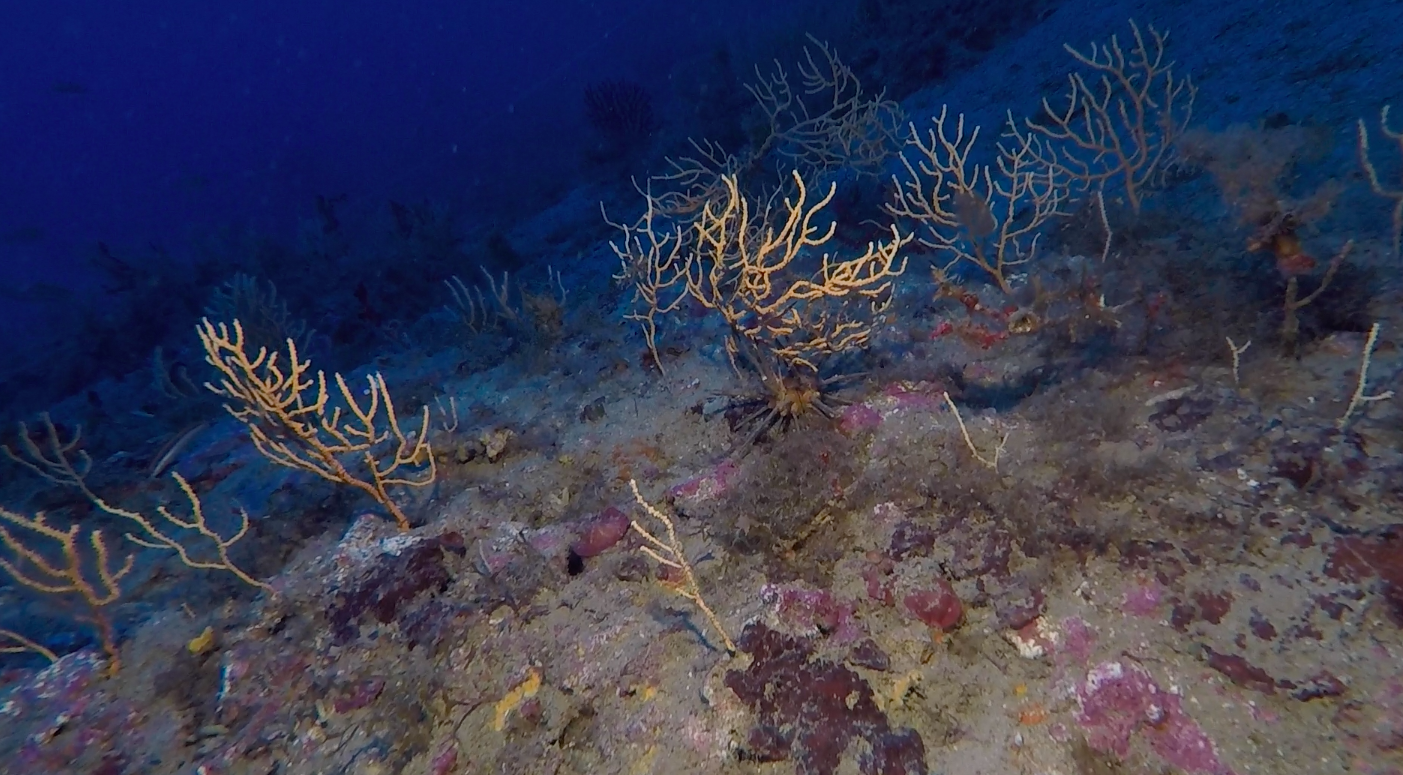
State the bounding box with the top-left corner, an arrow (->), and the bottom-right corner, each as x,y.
668,459 -> 740,505
1074,659 -> 1234,775
1122,578 -> 1167,617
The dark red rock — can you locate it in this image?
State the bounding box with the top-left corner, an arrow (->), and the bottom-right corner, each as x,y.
1204,648 -> 1277,694
1324,538 -> 1376,583
888,522 -> 936,560
1289,621 -> 1325,640
1291,671 -> 1347,701
1323,527 -> 1403,626
571,506 -> 631,557
1192,591 -> 1234,624
1169,601 -> 1195,632
516,697 -> 544,726
430,743 -> 459,775
862,558 -> 895,606
327,531 -> 467,644
951,530 -> 1013,579
848,640 -> 891,672
1315,594 -> 1349,621
903,580 -> 962,631
1384,579 -> 1403,627
1248,609 -> 1277,641
724,623 -> 927,775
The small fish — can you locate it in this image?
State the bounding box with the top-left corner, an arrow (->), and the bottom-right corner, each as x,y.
51,81 -> 89,95
148,422 -> 211,480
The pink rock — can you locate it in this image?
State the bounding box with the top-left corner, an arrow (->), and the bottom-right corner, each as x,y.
764,583 -> 864,643
1075,660 -> 1232,774
881,380 -> 945,410
430,742 -> 459,775
669,460 -> 740,504
863,557 -> 896,605
1123,580 -> 1165,617
1060,616 -> 1096,665
838,402 -> 883,435
571,506 -> 631,557
903,579 -> 962,631
525,524 -> 573,559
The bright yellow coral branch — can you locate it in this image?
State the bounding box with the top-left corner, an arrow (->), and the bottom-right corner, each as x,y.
688,170 -> 910,371
197,318 -> 435,530
125,472 -> 272,592
0,507 -> 131,671
0,628 -> 58,663
3,413 -> 272,592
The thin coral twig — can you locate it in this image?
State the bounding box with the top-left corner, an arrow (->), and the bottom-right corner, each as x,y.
628,480 -> 735,654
